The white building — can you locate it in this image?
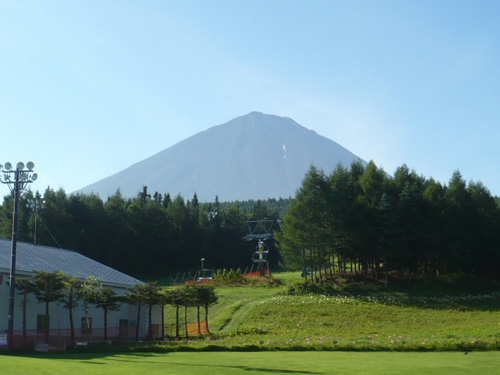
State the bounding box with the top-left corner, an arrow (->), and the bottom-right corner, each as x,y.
0,238 -> 161,349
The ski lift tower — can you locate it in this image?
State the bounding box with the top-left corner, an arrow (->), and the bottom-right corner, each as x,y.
242,220 -> 276,276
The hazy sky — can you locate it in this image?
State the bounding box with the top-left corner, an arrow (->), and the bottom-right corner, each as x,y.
1,0 -> 499,198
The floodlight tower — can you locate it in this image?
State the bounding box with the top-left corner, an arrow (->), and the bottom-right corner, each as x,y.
27,191 -> 43,245
0,162 -> 37,349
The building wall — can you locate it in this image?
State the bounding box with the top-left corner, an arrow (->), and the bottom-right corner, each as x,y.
0,273 -> 159,347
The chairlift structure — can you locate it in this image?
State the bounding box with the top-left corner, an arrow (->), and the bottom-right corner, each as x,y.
242,220 -> 275,241
195,257 -> 214,282
195,268 -> 214,282
242,220 -> 276,276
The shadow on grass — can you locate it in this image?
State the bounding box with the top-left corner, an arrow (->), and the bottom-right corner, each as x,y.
0,350 -> 159,361
105,355 -> 322,374
11,351 -> 322,374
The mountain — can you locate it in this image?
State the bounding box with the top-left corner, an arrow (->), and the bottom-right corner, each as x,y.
77,112 -> 366,202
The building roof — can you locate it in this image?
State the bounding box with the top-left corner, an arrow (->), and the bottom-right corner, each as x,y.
0,238 -> 143,288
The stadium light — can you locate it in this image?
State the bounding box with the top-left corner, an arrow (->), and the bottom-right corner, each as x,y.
0,162 -> 37,349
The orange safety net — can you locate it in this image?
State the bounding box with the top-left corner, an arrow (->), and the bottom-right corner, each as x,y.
187,322 -> 210,336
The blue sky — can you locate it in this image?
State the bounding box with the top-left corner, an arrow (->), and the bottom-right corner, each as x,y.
1,0 -> 499,197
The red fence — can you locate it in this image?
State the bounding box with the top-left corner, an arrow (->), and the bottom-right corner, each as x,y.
6,326 -> 141,349
5,322 -> 210,349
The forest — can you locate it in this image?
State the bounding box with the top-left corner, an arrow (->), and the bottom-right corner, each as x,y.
0,186 -> 287,278
1,160 -> 500,282
276,161 -> 500,282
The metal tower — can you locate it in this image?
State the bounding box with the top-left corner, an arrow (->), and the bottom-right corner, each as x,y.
243,220 -> 276,276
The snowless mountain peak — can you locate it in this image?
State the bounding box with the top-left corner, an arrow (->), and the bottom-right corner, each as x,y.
78,112 -> 365,202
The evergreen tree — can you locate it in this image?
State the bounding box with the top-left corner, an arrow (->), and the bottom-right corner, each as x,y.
139,281 -> 162,340
93,286 -> 121,341
77,276 -> 101,340
187,284 -> 218,334
16,278 -> 36,344
31,270 -> 66,343
60,275 -> 81,343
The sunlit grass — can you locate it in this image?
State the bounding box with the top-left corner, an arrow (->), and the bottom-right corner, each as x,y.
2,272 -> 500,374
161,272 -> 500,351
223,293 -> 500,351
2,351 -> 500,375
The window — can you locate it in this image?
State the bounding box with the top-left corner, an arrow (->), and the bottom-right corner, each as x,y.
81,317 -> 92,335
37,315 -> 50,334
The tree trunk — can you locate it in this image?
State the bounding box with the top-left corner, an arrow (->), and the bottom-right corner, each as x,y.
301,246 -> 306,278
84,302 -> 90,342
197,306 -> 201,335
204,304 -> 210,333
384,262 -> 389,289
45,302 -> 50,344
175,306 -> 180,338
22,294 -> 27,345
184,305 -> 189,338
104,308 -> 108,341
148,304 -> 153,340
161,305 -> 165,340
69,305 -> 75,344
135,305 -> 141,341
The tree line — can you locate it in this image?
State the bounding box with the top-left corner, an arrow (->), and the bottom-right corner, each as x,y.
16,270 -> 218,344
0,187 -> 287,278
2,161 -> 499,284
276,161 -> 500,283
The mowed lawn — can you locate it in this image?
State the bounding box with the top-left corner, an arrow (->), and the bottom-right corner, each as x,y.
2,351 -> 500,375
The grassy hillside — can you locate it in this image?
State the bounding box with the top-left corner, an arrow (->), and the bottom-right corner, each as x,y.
163,272 -> 500,351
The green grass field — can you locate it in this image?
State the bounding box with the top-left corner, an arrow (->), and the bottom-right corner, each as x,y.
2,351 -> 500,375
2,271 -> 500,373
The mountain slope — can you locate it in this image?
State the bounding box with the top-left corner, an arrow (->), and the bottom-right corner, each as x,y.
78,112 -> 365,201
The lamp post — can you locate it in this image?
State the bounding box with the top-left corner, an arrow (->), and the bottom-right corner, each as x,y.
0,162 -> 37,349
